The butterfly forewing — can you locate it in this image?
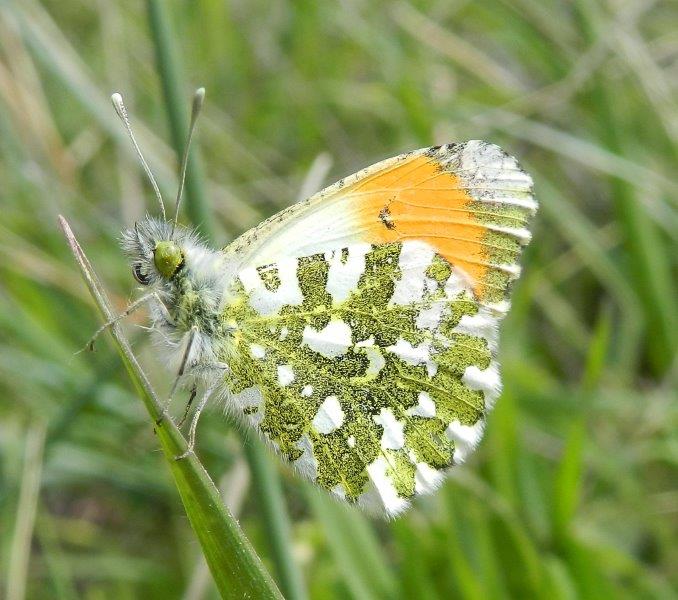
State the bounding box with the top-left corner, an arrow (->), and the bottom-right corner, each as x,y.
220,141 -> 536,516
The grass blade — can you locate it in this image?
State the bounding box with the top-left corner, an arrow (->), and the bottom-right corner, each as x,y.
143,4 -> 307,595
551,423 -> 584,545
146,0 -> 213,239
6,421 -> 46,600
307,488 -> 396,600
573,0 -> 678,376
58,215 -> 283,600
244,439 -> 308,600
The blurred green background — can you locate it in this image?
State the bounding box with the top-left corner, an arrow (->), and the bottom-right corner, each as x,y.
1,0 -> 677,598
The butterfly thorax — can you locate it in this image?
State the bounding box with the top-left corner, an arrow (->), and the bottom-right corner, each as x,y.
164,268 -> 221,335
121,217 -> 241,368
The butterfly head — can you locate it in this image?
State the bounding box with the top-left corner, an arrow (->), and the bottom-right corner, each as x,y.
111,88 -> 205,288
121,216 -> 196,287
154,241 -> 183,280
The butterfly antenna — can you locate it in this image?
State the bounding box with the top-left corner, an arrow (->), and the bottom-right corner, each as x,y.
111,92 -> 166,219
171,87 -> 205,237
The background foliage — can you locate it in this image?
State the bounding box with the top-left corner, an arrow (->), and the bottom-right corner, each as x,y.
1,0 -> 677,598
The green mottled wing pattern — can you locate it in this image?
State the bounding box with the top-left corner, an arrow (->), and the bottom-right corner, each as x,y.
221,240 -> 502,515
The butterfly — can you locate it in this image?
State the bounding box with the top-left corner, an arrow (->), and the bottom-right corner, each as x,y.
107,90 -> 536,517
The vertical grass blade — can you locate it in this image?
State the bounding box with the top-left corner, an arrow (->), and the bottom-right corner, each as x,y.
244,441 -> 308,600
35,511 -> 79,600
551,423 -> 585,546
144,4 -> 306,596
6,421 -> 46,600
58,216 -> 283,600
146,0 -> 213,239
307,489 -> 396,600
574,0 -> 678,376
391,519 -> 439,600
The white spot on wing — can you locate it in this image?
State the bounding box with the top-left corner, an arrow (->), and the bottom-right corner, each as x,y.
416,302 -> 446,330
356,337 -> 385,376
364,346 -> 386,376
347,435 -> 356,447
239,257 -> 303,316
373,408 -> 405,450
414,462 -> 444,494
249,343 -> 266,359
293,434 -> 318,480
390,241 -> 435,305
312,395 -> 344,434
407,451 -> 445,494
454,307 -> 499,349
487,224 -> 532,244
406,391 -> 436,418
277,364 -> 295,387
483,300 -> 511,316
472,194 -> 537,209
446,419 -> 485,463
495,263 -> 522,277
301,384 -> 314,397
462,362 -> 501,408
386,338 -> 437,376
365,456 -> 409,516
331,484 -> 347,500
446,270 -> 474,298
302,319 -> 352,358
325,244 -> 370,304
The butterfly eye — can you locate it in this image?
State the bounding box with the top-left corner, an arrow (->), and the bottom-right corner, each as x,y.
132,264 -> 150,285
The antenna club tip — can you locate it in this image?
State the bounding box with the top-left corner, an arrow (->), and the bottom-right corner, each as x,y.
192,87 -> 206,112
111,93 -> 126,118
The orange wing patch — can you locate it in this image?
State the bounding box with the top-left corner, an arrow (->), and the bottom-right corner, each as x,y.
230,142 -> 535,305
355,156 -> 486,288
347,144 -> 535,304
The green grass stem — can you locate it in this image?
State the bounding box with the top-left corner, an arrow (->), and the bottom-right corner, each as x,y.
146,0 -> 213,239
58,216 -> 283,600
144,4 -> 306,597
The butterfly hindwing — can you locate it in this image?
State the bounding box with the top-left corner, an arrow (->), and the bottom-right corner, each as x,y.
223,241 -> 502,515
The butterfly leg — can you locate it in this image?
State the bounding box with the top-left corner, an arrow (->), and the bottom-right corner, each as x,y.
175,381 -> 218,460
80,291 -> 168,352
157,326 -> 199,425
177,385 -> 197,427
175,360 -> 229,427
